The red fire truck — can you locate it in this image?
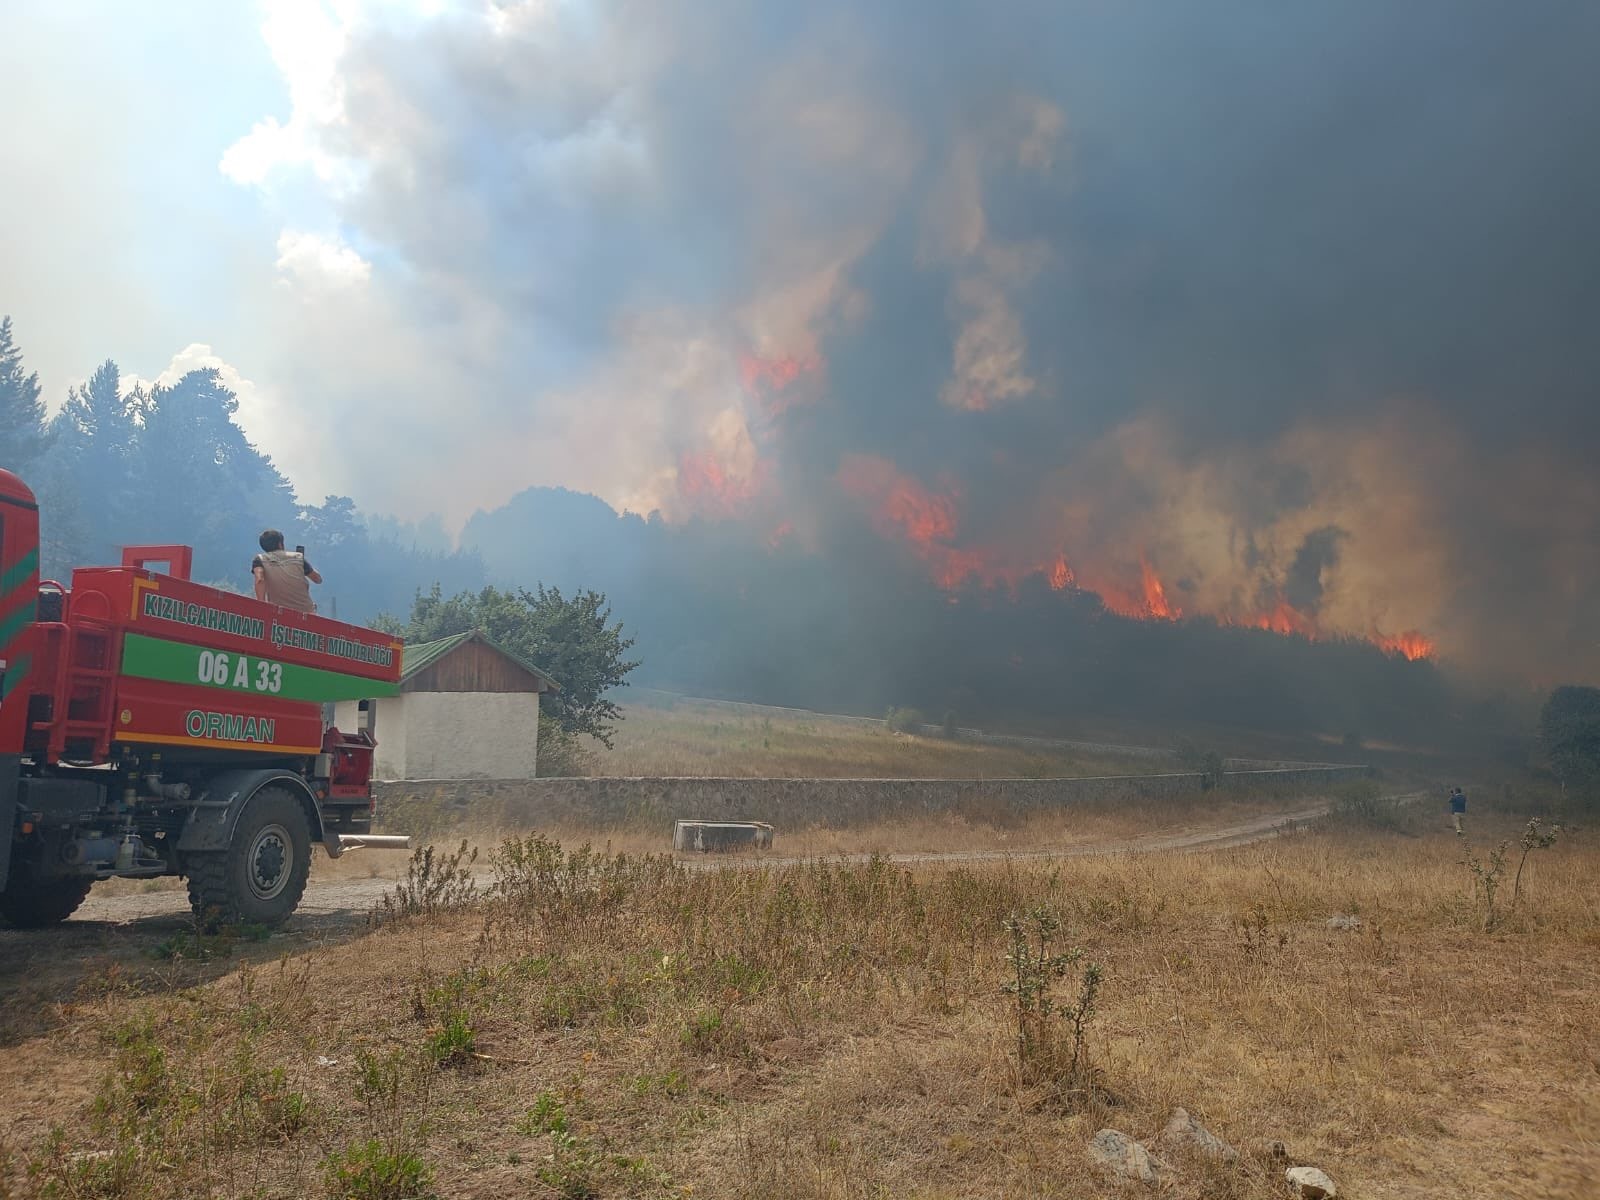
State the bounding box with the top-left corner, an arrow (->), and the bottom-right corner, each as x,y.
0,467 -> 407,928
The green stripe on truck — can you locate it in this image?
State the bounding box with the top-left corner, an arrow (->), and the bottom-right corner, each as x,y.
120,632 -> 401,703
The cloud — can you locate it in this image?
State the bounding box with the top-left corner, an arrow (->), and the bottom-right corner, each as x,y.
275,230 -> 373,289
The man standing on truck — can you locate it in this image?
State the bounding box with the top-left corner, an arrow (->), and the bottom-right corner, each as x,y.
252,530 -> 321,613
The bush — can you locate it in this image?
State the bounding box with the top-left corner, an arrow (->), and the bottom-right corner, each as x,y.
425,1012 -> 477,1068
1324,779 -> 1400,830
885,706 -> 926,734
374,841 -> 479,923
323,1140 -> 434,1200
537,712 -> 596,777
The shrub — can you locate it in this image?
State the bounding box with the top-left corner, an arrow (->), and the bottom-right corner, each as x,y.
1325,779 -> 1400,830
323,1139 -> 434,1200
425,1012 -> 476,1068
537,712 -> 596,777
1001,906 -> 1103,1100
375,841 -> 479,923
885,706 -> 926,734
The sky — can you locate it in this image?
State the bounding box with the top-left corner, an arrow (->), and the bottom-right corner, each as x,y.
4,0 -> 1599,682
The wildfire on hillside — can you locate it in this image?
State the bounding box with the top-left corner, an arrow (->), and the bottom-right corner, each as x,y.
831,454 -> 1436,659
673,350 -> 1442,663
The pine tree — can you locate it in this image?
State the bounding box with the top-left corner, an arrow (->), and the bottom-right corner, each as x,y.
0,316 -> 51,471
41,359 -> 134,566
131,368 -> 299,583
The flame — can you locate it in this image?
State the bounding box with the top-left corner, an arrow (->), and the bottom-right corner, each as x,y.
1374,629 -> 1436,661
739,351 -> 819,393
1083,556 -> 1179,621
740,350 -> 823,420
1048,554 -> 1073,591
838,454 -> 959,546
677,450 -> 761,515
837,454 -> 1035,589
1235,597 -> 1320,638
1140,557 -> 1178,620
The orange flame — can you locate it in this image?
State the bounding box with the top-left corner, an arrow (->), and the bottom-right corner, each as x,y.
837,454 -> 958,546
678,450 -> 761,515
740,351 -> 823,420
1048,554 -> 1073,591
739,351 -> 819,393
1140,557 -> 1178,620
1235,598 -> 1320,638
1084,556 -> 1179,621
1374,629 -> 1436,661
837,455 -> 1039,590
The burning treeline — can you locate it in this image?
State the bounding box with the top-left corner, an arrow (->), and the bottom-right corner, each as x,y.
670,352 -> 1435,665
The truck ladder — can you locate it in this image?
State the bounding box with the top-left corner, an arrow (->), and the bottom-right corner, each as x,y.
45,620 -> 117,762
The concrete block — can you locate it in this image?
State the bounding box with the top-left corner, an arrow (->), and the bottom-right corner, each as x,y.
673,820 -> 774,852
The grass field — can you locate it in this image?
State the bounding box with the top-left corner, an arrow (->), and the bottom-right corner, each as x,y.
596,694 -> 1171,778
2,791 -> 1593,1198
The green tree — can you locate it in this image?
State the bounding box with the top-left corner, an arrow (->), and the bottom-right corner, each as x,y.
0,316 -> 50,470
130,369 -> 298,581
385,584 -> 639,747
39,359 -> 135,568
1539,685 -> 1600,798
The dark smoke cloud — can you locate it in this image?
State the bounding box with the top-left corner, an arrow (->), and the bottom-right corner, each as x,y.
1285,528 -> 1347,616
261,0 -> 1600,684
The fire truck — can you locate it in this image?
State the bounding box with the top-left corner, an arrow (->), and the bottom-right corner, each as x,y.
0,467 -> 408,929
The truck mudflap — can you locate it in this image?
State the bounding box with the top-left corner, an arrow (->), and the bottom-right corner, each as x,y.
176,769 -> 326,855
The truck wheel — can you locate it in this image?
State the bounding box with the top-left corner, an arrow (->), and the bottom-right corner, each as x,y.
0,874 -> 94,928
186,787 -> 312,929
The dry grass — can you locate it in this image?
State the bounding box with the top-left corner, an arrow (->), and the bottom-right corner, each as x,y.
3,800 -> 1595,1199
599,697 -> 1162,779
382,776 -> 1337,854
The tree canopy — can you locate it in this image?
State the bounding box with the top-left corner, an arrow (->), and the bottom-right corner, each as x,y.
0,316 -> 49,470
1540,685 -> 1600,798
0,314 -> 485,611
379,584 -> 640,747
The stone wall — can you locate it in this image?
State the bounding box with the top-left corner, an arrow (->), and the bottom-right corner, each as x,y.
373,765 -> 1371,835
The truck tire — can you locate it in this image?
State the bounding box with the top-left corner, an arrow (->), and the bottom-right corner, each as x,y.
185,786 -> 312,930
0,874 -> 94,928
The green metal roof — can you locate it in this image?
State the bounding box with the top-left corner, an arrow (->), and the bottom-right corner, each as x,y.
399,629 -> 560,692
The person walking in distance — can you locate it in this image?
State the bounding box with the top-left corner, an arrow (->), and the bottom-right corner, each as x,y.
1448,786 -> 1467,835
252,530 -> 321,614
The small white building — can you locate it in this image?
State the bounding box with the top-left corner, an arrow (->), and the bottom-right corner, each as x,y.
334,630 -> 559,780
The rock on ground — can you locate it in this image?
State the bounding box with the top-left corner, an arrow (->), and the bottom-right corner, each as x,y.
1162,1107 -> 1239,1162
1088,1128 -> 1168,1183
1286,1165 -> 1338,1198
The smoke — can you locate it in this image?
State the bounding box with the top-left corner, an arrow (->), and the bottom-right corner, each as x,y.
221,0 -> 1600,684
